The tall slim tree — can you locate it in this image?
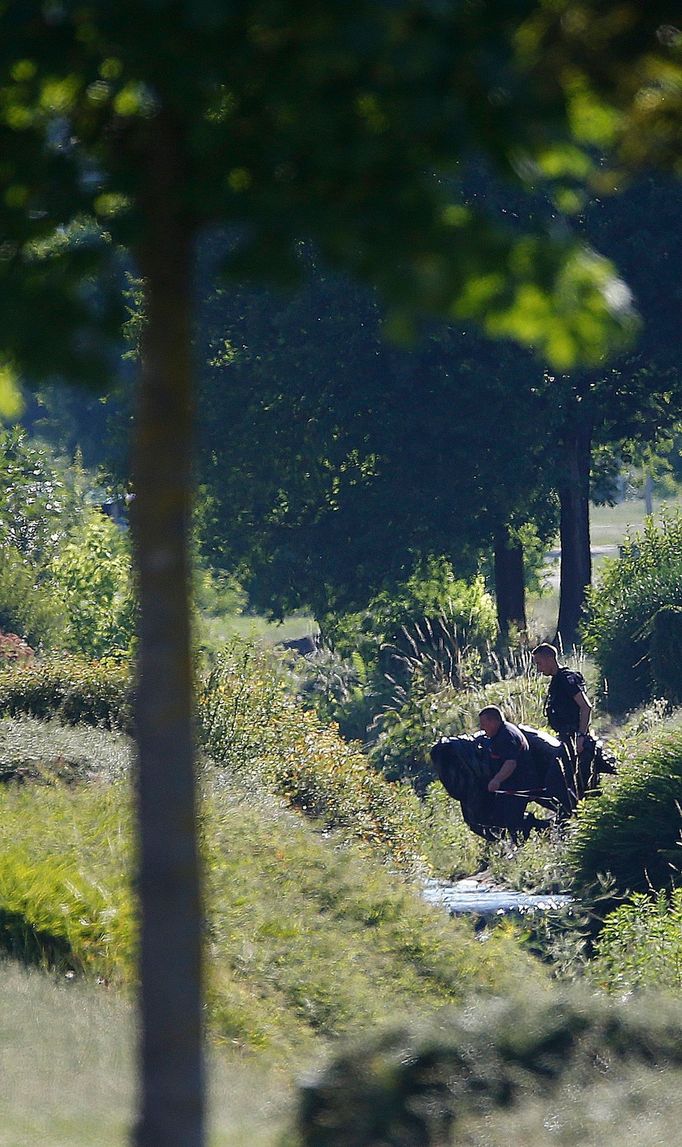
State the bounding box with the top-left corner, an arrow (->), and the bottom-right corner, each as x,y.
1,4 -> 672,1144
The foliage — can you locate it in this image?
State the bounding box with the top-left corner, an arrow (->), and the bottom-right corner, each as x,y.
0,427 -> 135,656
0,630 -> 33,663
0,426 -> 87,565
583,511 -> 682,711
292,562 -> 498,752
291,989 -> 682,1147
326,561 -> 497,674
0,542 -> 67,649
650,605 -> 682,705
48,511 -> 136,659
0,761 -> 539,1056
0,784 -> 134,980
591,888 -> 682,994
197,638 -> 465,871
0,656 -> 132,731
566,725 -> 682,899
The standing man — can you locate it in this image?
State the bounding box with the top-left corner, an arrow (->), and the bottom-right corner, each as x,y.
532,642 -> 593,805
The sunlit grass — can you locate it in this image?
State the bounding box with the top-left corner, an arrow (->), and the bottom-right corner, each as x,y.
0,960 -> 290,1147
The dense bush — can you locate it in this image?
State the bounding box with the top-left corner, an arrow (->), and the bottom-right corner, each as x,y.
591,889 -> 682,994
323,558 -> 498,671
306,559 -> 498,743
0,543 -> 68,649
293,990 -> 682,1147
650,605 -> 682,705
198,638 -> 480,872
583,512 -> 682,712
0,656 -> 133,731
48,512 -> 137,659
0,630 -> 34,663
566,725 -> 682,898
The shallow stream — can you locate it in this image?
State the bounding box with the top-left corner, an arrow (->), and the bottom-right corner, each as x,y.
423,876 -> 572,919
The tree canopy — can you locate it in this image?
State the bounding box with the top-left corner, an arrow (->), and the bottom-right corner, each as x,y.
1,5 -> 680,1146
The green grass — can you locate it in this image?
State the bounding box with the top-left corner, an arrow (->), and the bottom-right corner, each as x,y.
0,722 -> 546,1059
198,611 -> 318,653
0,959 -> 290,1147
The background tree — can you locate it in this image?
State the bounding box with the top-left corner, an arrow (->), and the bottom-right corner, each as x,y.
1,4 -> 673,1145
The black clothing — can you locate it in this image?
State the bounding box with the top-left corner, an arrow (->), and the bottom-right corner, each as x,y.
486,720 -> 541,792
487,719 -> 529,765
546,667 -> 586,736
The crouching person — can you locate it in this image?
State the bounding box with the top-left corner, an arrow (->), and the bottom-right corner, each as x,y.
478,706 -> 549,836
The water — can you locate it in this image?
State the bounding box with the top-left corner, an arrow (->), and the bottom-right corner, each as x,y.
423,876 -> 572,919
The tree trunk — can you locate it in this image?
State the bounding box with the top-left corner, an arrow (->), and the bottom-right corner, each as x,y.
131,111 -> 204,1147
494,526 -> 527,642
556,410 -> 593,653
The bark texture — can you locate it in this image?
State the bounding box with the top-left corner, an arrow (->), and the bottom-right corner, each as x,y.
493,526 -> 527,641
131,110 -> 204,1147
556,411 -> 593,652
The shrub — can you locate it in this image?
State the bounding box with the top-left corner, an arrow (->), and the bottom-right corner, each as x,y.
591,888 -> 682,994
583,512 -> 682,712
0,542 -> 67,649
0,630 -> 34,663
197,638 -> 478,872
566,725 -> 682,898
0,655 -> 133,730
48,512 -> 137,659
292,990 -> 682,1147
314,559 -> 498,736
650,605 -> 682,705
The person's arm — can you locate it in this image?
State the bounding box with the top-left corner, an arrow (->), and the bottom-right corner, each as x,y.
488,758 -> 517,792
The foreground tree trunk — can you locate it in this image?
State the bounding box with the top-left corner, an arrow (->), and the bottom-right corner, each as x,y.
493,525 -> 527,642
556,410 -> 593,652
131,111 -> 204,1147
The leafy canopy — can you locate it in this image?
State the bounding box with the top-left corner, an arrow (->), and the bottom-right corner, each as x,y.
0,0 -> 652,417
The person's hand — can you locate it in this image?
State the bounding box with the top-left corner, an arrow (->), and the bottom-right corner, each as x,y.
488,777 -> 501,793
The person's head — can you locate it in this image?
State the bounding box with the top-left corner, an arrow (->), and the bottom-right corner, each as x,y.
479,705 -> 504,737
532,642 -> 559,676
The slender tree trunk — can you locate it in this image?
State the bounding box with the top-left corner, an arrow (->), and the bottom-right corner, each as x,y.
556,410 -> 593,652
643,471 -> 654,516
131,110 -> 204,1147
493,525 -> 527,642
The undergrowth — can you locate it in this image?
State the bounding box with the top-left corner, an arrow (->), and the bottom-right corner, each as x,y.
0,761 -> 543,1058
197,638 -> 482,875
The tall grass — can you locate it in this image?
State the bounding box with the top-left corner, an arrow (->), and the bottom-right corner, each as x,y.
0,959 -> 290,1147
197,638 -> 481,873
0,754 -> 544,1057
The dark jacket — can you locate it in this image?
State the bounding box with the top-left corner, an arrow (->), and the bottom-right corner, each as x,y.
546,667 -> 586,735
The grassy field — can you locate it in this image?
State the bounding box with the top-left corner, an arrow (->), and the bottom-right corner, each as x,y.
0,714 -> 546,1143
0,961 -> 289,1147
198,611 -> 318,652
